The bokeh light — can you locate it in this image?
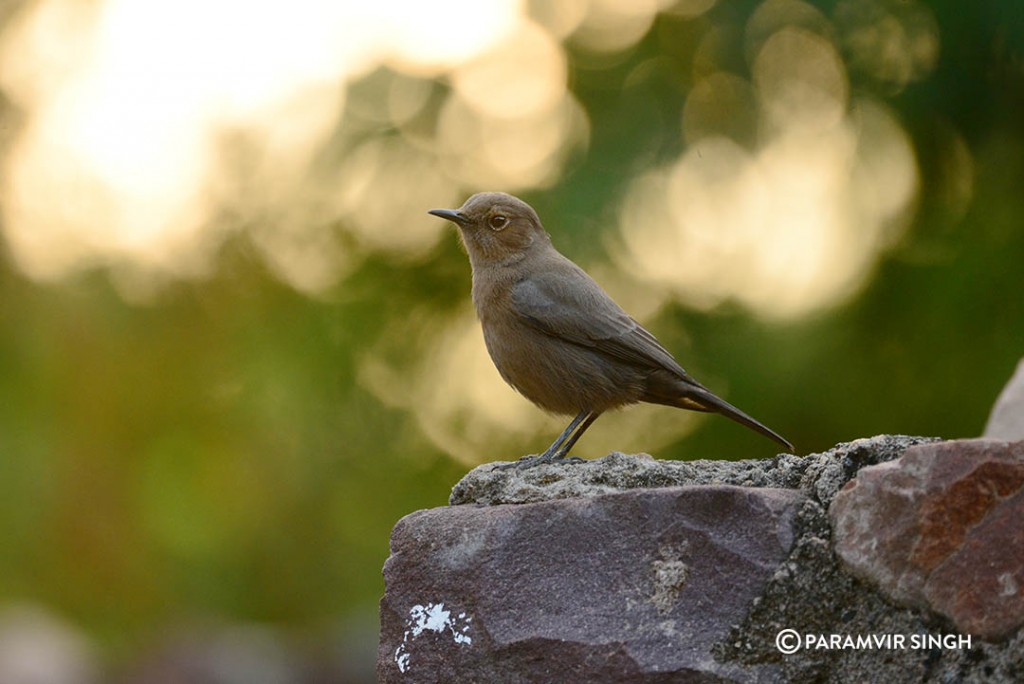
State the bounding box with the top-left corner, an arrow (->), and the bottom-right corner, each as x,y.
1,0 -> 1017,680
0,0 -> 938,317
618,1 -> 922,320
0,0 -> 522,289
835,0 -> 939,92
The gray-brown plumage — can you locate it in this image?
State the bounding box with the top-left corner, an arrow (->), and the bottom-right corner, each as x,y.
429,192 -> 793,467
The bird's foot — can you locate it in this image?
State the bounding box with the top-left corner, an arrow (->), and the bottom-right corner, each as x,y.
549,455 -> 587,466
494,451 -> 586,470
494,456 -> 536,471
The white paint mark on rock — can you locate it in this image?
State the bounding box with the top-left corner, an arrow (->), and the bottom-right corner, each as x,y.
394,602 -> 473,673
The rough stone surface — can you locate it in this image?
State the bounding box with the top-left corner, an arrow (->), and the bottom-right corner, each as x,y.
379,485 -> 804,683
449,434 -> 930,507
985,358 -> 1024,440
381,436 -> 1024,682
831,438 -> 1024,641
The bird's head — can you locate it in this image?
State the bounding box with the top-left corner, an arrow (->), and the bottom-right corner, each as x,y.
429,192 -> 548,266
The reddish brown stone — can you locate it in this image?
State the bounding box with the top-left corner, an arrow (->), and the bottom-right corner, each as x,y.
925,487 -> 1024,638
912,459 -> 1024,570
831,439 -> 1024,641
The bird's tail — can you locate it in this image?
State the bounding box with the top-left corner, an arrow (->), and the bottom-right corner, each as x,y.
644,372 -> 794,451
684,385 -> 794,451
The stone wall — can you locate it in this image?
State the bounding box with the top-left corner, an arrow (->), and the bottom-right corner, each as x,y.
378,435 -> 1024,683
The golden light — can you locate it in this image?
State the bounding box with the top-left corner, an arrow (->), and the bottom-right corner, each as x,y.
0,0 -> 948,455
569,0 -> 678,53
436,90 -> 588,191
359,307 -> 696,465
0,0 -> 522,290
434,17 -> 588,192
359,308 -> 542,464
753,27 -> 848,134
452,20 -> 565,120
835,0 -> 939,92
527,0 -> 590,40
617,0 -> 921,320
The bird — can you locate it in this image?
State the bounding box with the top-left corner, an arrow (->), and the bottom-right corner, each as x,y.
428,192 -> 793,468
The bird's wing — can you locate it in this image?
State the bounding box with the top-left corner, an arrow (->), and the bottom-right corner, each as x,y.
509,263 -> 693,379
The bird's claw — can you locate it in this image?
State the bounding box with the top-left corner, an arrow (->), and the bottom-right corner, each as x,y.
494,452 -> 586,470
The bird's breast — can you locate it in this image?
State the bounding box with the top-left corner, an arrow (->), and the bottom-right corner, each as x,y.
478,303 -> 645,415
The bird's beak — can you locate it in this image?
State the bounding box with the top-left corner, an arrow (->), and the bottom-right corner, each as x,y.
427,208 -> 468,225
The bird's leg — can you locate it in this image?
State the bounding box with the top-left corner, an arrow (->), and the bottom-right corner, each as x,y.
495,411 -> 592,470
537,410 -> 590,462
549,411 -> 599,461
518,411 -> 600,469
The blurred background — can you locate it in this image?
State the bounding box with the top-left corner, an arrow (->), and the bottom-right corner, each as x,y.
0,0 -> 1021,680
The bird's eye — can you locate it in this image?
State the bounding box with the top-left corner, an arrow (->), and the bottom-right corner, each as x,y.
488,215 -> 508,231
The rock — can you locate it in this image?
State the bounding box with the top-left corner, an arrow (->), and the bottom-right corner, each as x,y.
381,436 -> 1024,682
831,438 -> 1024,641
378,485 -> 806,683
449,434 -> 934,507
985,357 -> 1024,440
